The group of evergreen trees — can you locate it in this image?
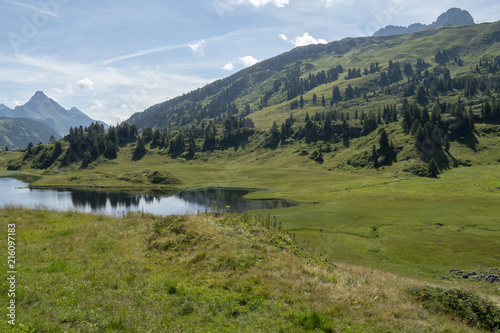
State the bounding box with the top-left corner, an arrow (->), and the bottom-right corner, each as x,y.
480,99 -> 500,122
268,108 -> 387,148
478,55 -> 500,73
401,98 -> 476,162
19,114 -> 258,169
284,65 -> 343,101
64,123 -> 128,166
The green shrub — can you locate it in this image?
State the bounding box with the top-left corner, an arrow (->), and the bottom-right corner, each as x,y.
6,158 -> 23,171
408,286 -> 500,331
146,171 -> 183,185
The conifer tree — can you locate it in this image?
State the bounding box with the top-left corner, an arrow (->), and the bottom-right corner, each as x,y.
188,132 -> 196,157
417,86 -> 427,105
379,129 -> 390,151
135,136 -> 147,153
332,87 -> 342,104
428,159 -> 439,178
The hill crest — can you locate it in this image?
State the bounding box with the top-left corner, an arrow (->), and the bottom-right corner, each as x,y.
373,8 -> 474,37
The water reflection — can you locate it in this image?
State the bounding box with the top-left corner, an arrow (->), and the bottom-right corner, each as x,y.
178,188 -> 296,212
0,178 -> 296,216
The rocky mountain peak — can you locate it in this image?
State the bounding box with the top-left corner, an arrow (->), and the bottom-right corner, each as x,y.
374,8 -> 474,37
433,8 -> 474,28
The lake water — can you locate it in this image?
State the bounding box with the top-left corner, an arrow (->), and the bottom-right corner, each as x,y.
0,178 -> 296,216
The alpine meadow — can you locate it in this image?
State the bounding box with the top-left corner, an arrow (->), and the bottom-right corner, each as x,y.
1,8 -> 500,333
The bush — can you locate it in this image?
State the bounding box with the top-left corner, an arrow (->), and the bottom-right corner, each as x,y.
408,286 -> 500,331
309,149 -> 323,163
7,158 -> 23,171
146,171 -> 183,185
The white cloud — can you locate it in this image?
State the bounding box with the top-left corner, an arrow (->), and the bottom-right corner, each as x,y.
241,0 -> 290,7
51,84 -> 74,96
188,40 -> 206,56
239,56 -> 258,67
282,32 -> 328,47
315,0 -> 355,7
0,54 -> 213,126
278,33 -> 288,41
90,100 -> 104,110
222,62 -> 235,70
78,78 -> 94,90
103,44 -> 187,65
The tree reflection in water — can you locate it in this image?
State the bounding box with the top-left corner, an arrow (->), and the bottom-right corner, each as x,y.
0,178 -> 297,216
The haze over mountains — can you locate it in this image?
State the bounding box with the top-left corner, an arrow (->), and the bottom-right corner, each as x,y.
373,8 -> 475,37
0,91 -> 106,150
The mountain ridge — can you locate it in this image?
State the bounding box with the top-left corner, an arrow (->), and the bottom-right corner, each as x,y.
125,20 -> 499,132
0,91 -> 107,138
0,117 -> 60,150
373,8 -> 474,37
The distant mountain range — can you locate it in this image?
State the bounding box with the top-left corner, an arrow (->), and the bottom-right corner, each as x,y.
0,91 -> 107,150
373,8 -> 474,37
0,117 -> 59,151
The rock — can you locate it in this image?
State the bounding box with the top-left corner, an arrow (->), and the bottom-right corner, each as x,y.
484,274 -> 499,283
374,8 -> 474,37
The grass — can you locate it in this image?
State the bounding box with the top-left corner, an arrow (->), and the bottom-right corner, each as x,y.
1,136 -> 500,292
0,207 -> 493,332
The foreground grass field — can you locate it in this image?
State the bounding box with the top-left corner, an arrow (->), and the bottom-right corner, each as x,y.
1,208 -> 498,332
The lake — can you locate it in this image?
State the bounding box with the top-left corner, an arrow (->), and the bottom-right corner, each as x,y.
0,178 -> 296,216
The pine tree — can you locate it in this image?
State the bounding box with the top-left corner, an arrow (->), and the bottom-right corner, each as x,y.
345,84 -> 355,100
104,140 -> 118,159
152,129 -> 161,145
379,129 -> 390,151
267,121 -> 280,147
187,132 -> 196,157
135,136 -> 147,153
428,159 -> 439,178
332,87 -> 342,103
417,86 -> 427,105
416,125 -> 426,143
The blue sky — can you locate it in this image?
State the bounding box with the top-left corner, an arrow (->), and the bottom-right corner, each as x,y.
0,0 -> 498,125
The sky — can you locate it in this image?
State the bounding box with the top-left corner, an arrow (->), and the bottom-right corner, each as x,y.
0,0 -> 499,125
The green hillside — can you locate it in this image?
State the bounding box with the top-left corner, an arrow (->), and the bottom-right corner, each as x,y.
126,21 -> 500,131
113,21 -> 500,178
0,117 -> 60,150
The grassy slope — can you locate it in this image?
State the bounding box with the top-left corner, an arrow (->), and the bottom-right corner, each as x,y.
127,21 -> 500,132
0,208 -> 490,332
1,139 -> 499,294
0,118 -> 59,150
